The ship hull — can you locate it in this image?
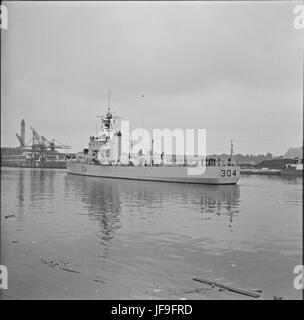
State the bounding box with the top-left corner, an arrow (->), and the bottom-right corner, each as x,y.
281,169 -> 303,177
66,162 -> 240,185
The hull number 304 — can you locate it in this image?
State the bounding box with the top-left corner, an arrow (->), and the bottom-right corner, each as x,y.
221,169 -> 237,177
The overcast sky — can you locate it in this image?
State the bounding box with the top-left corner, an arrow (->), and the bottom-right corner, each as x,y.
1,1 -> 303,155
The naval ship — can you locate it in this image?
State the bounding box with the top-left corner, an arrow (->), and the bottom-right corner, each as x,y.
67,100 -> 240,185
281,158 -> 303,177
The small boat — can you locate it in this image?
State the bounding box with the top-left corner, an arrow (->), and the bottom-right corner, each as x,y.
281,158 -> 303,177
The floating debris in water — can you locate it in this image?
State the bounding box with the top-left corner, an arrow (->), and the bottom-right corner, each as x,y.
40,258 -> 80,274
40,258 -> 60,268
250,288 -> 263,293
5,214 -> 15,219
60,267 -> 80,274
93,276 -> 106,284
193,277 -> 261,298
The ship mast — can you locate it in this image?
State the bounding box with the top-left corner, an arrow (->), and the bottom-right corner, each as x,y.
230,139 -> 234,159
107,89 -> 111,115
104,89 -> 113,131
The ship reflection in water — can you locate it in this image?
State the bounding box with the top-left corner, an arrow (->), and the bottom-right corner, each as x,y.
1,168 -> 302,299
64,174 -> 240,245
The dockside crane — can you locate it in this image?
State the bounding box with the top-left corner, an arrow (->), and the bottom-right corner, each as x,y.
26,127 -> 71,155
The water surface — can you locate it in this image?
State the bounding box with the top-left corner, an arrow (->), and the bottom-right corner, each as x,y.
1,168 -> 302,299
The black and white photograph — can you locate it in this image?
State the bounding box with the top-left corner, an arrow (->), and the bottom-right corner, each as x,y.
0,0 -> 303,303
